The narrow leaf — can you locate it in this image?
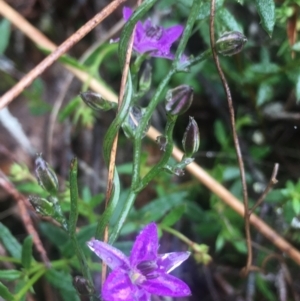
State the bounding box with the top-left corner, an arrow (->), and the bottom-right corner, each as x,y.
21,236 -> 33,269
46,269 -> 80,301
0,281 -> 15,301
0,223 -> 22,259
0,270 -> 22,281
0,19 -> 11,54
255,0 -> 275,37
69,158 -> 79,237
161,205 -> 186,227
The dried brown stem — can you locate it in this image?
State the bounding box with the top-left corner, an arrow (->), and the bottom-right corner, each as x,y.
209,0 -> 251,275
0,0 -> 125,109
249,163 -> 279,215
101,3 -> 137,285
0,170 -> 50,266
2,0 -> 300,267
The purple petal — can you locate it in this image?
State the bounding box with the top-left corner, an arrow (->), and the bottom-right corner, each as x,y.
123,7 -> 133,21
87,239 -> 130,270
130,223 -> 159,266
142,273 -> 191,297
102,268 -> 136,301
157,251 -> 190,273
157,25 -> 184,51
150,50 -> 175,60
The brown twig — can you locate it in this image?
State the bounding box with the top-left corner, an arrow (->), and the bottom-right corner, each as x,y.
0,0 -> 126,110
209,0 -> 251,275
249,163 -> 279,215
0,170 -> 50,266
101,2 -> 138,286
2,0 -> 300,267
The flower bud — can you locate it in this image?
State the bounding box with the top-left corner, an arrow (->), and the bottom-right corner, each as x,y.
139,63 -> 152,93
156,136 -> 168,151
215,31 -> 247,56
35,154 -> 58,195
121,106 -> 150,139
182,116 -> 200,157
28,195 -> 55,216
80,91 -> 117,111
165,85 -> 193,116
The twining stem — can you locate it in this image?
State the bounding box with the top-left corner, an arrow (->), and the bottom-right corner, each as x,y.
209,0 -> 251,275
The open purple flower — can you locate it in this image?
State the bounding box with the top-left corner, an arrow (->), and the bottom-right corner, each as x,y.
123,7 -> 184,60
87,222 -> 191,301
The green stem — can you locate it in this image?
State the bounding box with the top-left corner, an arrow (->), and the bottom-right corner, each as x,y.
69,158 -> 79,237
138,114 -> 177,191
15,268 -> 46,301
174,0 -> 203,65
131,69 -> 176,189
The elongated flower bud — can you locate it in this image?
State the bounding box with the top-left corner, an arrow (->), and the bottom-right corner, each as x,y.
80,91 -> 117,111
139,63 -> 152,93
215,31 -> 247,56
182,116 -> 200,157
165,85 -> 193,116
35,154 -> 58,194
28,195 -> 55,216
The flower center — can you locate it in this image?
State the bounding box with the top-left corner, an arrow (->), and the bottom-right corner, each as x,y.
145,26 -> 163,40
136,260 -> 159,279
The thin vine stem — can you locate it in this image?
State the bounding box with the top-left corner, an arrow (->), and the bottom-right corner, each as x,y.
209,0 -> 251,275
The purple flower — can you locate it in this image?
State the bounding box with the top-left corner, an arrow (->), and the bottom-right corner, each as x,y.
123,7 -> 184,60
87,222 -> 191,301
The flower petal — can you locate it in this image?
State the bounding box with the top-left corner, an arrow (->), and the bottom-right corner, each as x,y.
157,25 -> 184,51
87,239 -> 130,270
102,268 -> 135,301
157,251 -> 190,273
142,273 -> 191,297
130,223 -> 159,266
123,7 -> 133,21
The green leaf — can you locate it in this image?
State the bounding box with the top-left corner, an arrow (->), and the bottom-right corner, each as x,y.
217,8 -> 243,33
46,269 -> 80,301
0,281 -> 15,301
214,120 -> 228,148
0,223 -> 22,259
161,205 -> 186,227
136,192 -> 188,223
292,198 -> 300,215
0,19 -> 11,54
257,82 -> 273,106
118,0 -> 158,68
296,74 -> 300,103
255,0 -> 275,37
0,270 -> 22,281
21,236 -> 33,269
197,0 -> 224,20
